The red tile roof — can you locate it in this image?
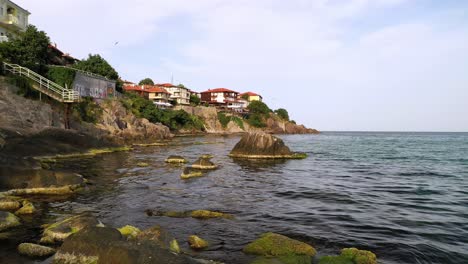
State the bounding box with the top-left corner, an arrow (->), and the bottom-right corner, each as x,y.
201,88 -> 239,94
156,83 -> 176,87
124,85 -> 170,94
240,91 -> 261,97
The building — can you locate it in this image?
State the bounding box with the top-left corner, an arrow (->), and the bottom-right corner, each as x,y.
73,71 -> 116,100
200,88 -> 241,110
158,83 -> 190,105
47,44 -> 79,66
124,85 -> 172,108
240,91 -> 263,102
0,0 -> 30,42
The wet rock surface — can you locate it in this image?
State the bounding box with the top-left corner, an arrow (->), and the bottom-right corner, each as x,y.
0,211 -> 21,231
40,213 -> 100,244
191,156 -> 218,170
17,243 -> 56,258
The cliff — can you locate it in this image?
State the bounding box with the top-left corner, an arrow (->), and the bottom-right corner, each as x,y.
175,105 -> 319,135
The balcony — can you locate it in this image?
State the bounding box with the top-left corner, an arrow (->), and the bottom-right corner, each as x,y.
0,35 -> 8,42
0,14 -> 25,30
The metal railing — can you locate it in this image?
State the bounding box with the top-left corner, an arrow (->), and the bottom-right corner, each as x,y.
3,62 -> 80,103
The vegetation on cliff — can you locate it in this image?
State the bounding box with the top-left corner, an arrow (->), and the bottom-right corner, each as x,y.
138,78 -> 154,85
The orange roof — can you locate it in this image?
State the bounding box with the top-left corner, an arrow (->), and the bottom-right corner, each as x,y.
201,88 -> 239,94
124,85 -> 170,94
156,83 -> 175,87
240,91 -> 261,97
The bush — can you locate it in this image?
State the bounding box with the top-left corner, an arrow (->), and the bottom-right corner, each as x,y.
247,113 -> 266,128
9,76 -> 39,99
73,54 -> 119,80
73,96 -> 102,123
247,101 -> 270,115
47,66 -> 76,88
274,108 -> 289,121
217,112 -> 245,130
139,78 -> 154,85
231,116 -> 245,130
190,95 -> 200,106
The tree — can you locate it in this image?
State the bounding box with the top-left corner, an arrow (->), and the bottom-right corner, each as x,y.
247,101 -> 271,115
0,25 -> 50,74
177,84 -> 186,88
139,78 -> 154,85
274,108 -> 289,121
190,95 -> 200,106
73,54 -> 119,80
241,94 -> 249,100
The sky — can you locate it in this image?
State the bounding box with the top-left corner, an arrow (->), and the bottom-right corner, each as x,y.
17,0 -> 468,132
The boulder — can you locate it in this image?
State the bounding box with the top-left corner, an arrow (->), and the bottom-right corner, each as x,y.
118,225 -> 141,240
18,243 -> 56,258
188,235 -> 208,250
15,200 -> 36,215
191,156 -> 218,170
229,132 -> 306,159
53,227 -> 195,264
165,156 -> 188,164
40,213 -> 100,244
319,248 -> 377,264
0,211 -> 21,231
243,233 -> 316,258
181,167 -> 204,179
137,225 -> 174,248
0,197 -> 21,211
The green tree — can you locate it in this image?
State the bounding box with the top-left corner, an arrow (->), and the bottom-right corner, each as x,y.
274,108 -> 289,121
0,25 -> 50,74
241,94 -> 249,100
139,78 -> 154,85
73,54 -> 119,80
247,101 -> 270,115
190,95 -> 200,106
177,84 -> 186,88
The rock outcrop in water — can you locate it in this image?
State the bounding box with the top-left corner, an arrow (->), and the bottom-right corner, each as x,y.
40,213 -> 101,244
17,243 -> 56,258
319,248 -> 377,264
0,211 -> 21,231
229,132 -> 307,159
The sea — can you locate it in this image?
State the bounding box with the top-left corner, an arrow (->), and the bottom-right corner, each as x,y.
1,132 -> 467,264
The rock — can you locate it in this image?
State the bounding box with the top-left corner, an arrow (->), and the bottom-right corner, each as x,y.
40,213 -> 100,244
229,132 -> 307,159
136,162 -> 150,167
251,255 -> 312,264
188,235 -> 208,250
318,248 -> 377,264
170,238 -> 181,254
0,211 -> 21,231
15,200 -> 36,215
191,156 -> 218,170
181,167 -> 204,179
53,227 -> 195,264
18,243 -> 56,258
190,210 -> 233,219
165,156 -> 188,164
0,197 -> 21,211
137,225 -> 173,248
243,233 -> 316,258
118,225 -> 141,240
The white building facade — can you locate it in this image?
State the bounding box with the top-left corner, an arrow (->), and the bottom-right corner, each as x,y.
0,0 -> 30,42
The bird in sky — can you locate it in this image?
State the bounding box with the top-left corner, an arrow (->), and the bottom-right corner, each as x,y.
114,41 -> 119,45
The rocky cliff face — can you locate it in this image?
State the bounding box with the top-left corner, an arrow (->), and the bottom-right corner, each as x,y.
175,105 -> 319,134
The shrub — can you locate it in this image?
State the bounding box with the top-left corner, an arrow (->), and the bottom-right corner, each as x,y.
138,78 -> 154,85
231,116 -> 245,130
9,76 -> 39,99
73,96 -> 102,123
190,95 -> 200,106
73,54 -> 119,80
47,66 -> 76,88
274,108 -> 289,121
218,112 -> 230,128
247,101 -> 270,115
247,113 -> 266,128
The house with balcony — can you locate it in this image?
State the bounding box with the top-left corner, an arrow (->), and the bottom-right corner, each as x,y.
124,85 -> 172,108
200,88 -> 242,110
157,83 -> 190,105
0,0 -> 30,42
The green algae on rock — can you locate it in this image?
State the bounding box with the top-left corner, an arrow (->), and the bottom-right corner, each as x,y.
15,200 -> 36,215
181,167 -> 204,179
165,155 -> 188,164
36,146 -> 132,162
136,162 -> 150,167
251,255 -> 313,264
319,248 -> 377,264
0,197 -> 21,211
40,213 -> 100,244
118,225 -> 141,240
191,156 -> 218,170
243,233 -> 316,258
18,243 -> 56,258
188,235 -> 209,250
0,211 -> 21,231
170,238 -> 181,254
190,210 -> 233,219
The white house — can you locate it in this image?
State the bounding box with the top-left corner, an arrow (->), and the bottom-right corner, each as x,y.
157,83 -> 190,105
0,0 -> 30,42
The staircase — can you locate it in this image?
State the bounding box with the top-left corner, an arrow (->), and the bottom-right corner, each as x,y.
3,62 -> 80,103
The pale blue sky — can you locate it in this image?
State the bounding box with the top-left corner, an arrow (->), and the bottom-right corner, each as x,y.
19,0 -> 468,131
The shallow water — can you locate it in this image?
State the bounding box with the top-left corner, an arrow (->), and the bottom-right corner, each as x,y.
1,132 -> 468,263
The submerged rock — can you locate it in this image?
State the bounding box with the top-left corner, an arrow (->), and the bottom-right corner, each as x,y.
190,210 -> 233,219
181,167 -> 204,179
229,132 -> 307,159
40,213 -> 100,244
53,227 -> 194,264
0,211 -> 21,231
191,156 -> 218,170
18,243 -> 56,258
165,155 -> 188,164
250,255 -> 312,264
170,238 -> 181,254
319,248 -> 377,264
137,225 -> 174,249
243,232 -> 316,258
136,162 -> 150,167
118,225 -> 141,240
188,235 -> 209,250
15,200 -> 36,215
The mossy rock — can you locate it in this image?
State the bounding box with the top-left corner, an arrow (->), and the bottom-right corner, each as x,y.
243,233 -> 316,257
0,211 -> 21,232
319,248 -> 377,264
188,235 -> 208,250
170,239 -> 181,253
190,210 -> 233,219
0,197 -> 22,211
165,156 -> 188,164
251,255 -> 312,264
40,213 -> 99,244
15,200 -> 36,215
191,157 -> 218,170
118,225 -> 141,240
136,162 -> 150,167
18,243 -> 56,258
137,225 -> 173,248
181,167 -> 204,179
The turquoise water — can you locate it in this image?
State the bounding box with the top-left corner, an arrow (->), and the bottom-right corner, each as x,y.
1,132 -> 467,263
